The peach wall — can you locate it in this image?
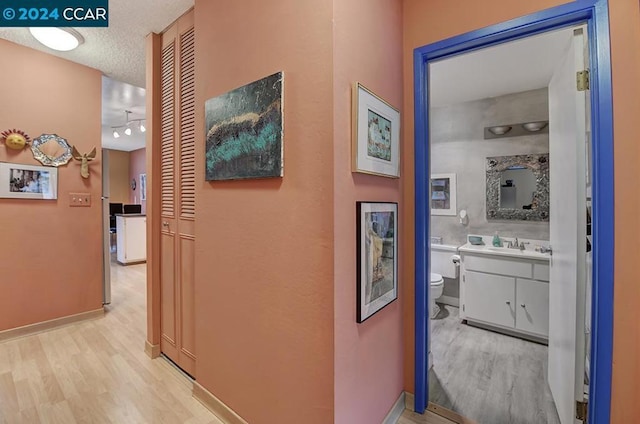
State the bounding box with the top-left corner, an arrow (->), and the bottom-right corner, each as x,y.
106,148 -> 130,204
0,39 -> 103,331
402,0 -> 640,421
333,0 -> 404,423
193,1 -> 335,423
607,0 -> 640,420
129,148 -> 146,212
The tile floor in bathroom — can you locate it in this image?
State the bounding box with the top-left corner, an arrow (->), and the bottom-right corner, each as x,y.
429,304 -> 561,424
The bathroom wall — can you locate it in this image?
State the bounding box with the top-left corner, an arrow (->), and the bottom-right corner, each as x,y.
430,88 -> 550,246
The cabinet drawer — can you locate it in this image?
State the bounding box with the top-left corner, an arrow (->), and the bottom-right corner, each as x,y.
533,263 -> 550,281
463,254 -> 532,278
515,278 -> 549,337
464,271 -> 515,328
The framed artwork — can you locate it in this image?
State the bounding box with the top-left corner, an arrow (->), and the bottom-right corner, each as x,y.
430,173 -> 456,216
352,83 -> 401,178
205,72 -> 284,181
140,173 -> 147,201
357,201 -> 398,323
0,162 -> 57,200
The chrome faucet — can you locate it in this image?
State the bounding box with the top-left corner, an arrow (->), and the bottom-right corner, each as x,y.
506,237 -> 529,250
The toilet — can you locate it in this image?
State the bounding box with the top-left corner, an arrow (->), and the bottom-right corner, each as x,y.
430,273 -> 444,318
430,244 -> 459,318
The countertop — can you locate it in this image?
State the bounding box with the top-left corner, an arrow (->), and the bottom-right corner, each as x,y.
459,242 -> 550,261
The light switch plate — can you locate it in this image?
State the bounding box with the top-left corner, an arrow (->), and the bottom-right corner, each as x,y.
69,193 -> 91,207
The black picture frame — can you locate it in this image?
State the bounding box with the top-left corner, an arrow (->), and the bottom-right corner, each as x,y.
356,201 -> 398,323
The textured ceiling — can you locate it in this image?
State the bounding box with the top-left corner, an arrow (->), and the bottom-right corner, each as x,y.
430,27 -> 575,107
0,0 -> 192,151
0,0 -> 193,88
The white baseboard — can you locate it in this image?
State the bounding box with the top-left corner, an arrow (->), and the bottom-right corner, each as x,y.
439,295 -> 459,307
383,391 -> 407,424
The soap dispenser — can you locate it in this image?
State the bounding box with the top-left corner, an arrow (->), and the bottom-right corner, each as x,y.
492,232 -> 502,247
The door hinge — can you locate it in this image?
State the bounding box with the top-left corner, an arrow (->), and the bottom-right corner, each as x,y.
577,70 -> 590,91
576,400 -> 588,421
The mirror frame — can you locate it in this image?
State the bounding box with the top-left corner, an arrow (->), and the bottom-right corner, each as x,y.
486,153 -> 549,221
31,134 -> 73,167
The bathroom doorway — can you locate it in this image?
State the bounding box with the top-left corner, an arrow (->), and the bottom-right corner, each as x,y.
414,2 -> 614,424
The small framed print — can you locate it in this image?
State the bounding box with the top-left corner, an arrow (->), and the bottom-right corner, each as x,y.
357,201 -> 398,323
352,83 -> 401,178
140,173 -> 147,201
430,173 -> 456,216
0,162 -> 57,200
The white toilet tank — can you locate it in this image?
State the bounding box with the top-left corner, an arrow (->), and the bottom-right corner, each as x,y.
431,244 -> 459,279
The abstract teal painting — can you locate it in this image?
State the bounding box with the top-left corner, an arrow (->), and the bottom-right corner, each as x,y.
205,72 -> 283,180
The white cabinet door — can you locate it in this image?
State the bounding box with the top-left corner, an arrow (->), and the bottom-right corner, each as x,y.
464,271 -> 515,328
516,278 -> 550,337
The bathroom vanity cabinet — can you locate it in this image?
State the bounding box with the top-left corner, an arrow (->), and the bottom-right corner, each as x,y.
459,244 -> 550,342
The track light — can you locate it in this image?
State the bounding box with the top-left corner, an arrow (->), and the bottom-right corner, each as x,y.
111,110 -> 146,139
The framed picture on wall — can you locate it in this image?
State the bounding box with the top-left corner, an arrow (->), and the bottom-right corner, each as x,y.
356,201 -> 398,323
430,173 -> 456,216
352,83 -> 401,178
0,162 -> 58,200
140,173 -> 146,201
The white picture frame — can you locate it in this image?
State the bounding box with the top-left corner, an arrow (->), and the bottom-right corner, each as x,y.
140,173 -> 147,201
0,162 -> 58,200
430,173 -> 456,216
352,83 -> 401,178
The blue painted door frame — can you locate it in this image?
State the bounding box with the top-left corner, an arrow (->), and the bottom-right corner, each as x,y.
413,1 -> 614,422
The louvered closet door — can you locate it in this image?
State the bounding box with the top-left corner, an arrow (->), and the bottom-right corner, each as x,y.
160,12 -> 196,376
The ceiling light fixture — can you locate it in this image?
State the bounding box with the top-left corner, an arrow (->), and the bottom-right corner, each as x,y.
29,27 -> 84,52
485,120 -> 549,139
111,110 -> 146,139
522,121 -> 548,132
487,125 -> 512,135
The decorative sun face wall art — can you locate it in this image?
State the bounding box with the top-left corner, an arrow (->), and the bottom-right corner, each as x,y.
0,129 -> 31,151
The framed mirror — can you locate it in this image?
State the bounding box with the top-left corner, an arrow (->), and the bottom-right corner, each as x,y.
31,134 -> 73,167
486,153 -> 549,221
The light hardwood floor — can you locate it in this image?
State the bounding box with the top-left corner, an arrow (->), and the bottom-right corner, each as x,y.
0,260 -> 222,424
399,410 -> 457,424
428,305 -> 560,424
